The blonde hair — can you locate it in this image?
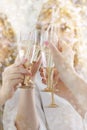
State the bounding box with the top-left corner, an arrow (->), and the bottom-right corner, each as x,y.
36,0 -> 87,80
0,13 -> 17,81
38,1 -> 81,56
0,13 -> 16,42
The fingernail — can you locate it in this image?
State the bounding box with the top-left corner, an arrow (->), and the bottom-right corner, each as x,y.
23,58 -> 28,62
30,73 -> 32,76
26,72 -> 32,76
17,83 -> 22,88
44,41 -> 49,46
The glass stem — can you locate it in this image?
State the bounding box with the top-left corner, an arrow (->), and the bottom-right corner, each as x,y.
47,67 -> 52,90
52,88 -> 55,104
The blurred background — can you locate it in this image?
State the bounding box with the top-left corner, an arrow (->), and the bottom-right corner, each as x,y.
0,0 -> 87,130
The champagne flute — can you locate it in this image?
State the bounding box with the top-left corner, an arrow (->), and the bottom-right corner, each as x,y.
17,32 -> 31,88
40,30 -> 53,92
48,25 -> 59,108
17,32 -> 30,88
17,30 -> 41,88
41,25 -> 58,107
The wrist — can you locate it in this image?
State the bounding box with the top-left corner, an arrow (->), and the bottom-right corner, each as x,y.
18,88 -> 35,108
0,87 -> 7,105
20,87 -> 34,97
21,80 -> 35,89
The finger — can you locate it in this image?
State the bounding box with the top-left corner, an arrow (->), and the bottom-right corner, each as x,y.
20,58 -> 28,66
54,83 -> 59,90
57,40 -> 62,52
33,57 -> 41,70
17,67 -> 30,75
46,73 -> 48,79
39,67 -> 44,72
53,69 -> 59,80
48,43 -> 66,70
31,59 -> 41,77
42,78 -> 47,84
49,43 -> 61,58
16,83 -> 22,88
15,55 -> 27,66
53,68 -> 58,75
10,79 -> 24,88
6,73 -> 24,80
40,71 -> 44,78
5,66 -> 29,75
15,55 -> 20,64
4,64 -> 16,72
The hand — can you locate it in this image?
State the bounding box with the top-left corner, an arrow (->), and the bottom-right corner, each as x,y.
28,58 -> 41,81
1,58 -> 29,102
39,67 -> 60,89
48,42 -> 75,71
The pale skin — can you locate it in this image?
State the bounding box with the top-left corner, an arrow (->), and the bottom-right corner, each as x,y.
40,42 -> 87,117
0,26 -> 40,130
0,57 -> 40,130
38,0 -> 87,117
1,42 -> 87,130
40,43 -> 87,117
48,43 -> 87,117
15,60 -> 41,130
40,67 -> 83,116
0,58 -> 28,106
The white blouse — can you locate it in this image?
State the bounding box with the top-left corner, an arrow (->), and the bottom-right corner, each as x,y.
3,74 -> 87,130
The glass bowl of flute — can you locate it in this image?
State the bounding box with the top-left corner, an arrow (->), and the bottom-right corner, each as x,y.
17,31 -> 41,89
39,25 -> 58,108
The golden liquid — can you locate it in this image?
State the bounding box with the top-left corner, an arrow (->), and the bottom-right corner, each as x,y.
30,45 -> 41,63
45,67 -> 58,107
22,44 -> 41,88
46,67 -> 54,90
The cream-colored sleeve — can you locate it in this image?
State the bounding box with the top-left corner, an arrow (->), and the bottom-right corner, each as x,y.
0,107 -> 3,130
40,92 -> 84,130
3,90 -> 19,130
3,87 -> 47,130
35,86 -> 48,130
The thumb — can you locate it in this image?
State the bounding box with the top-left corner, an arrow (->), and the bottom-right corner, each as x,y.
15,55 -> 27,66
31,56 -> 41,77
15,55 -> 20,64
48,43 -> 61,61
48,43 -> 65,70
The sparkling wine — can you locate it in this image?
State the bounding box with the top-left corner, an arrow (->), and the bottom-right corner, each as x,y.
46,66 -> 54,91
30,44 -> 41,63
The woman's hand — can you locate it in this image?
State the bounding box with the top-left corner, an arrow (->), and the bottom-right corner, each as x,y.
28,58 -> 41,81
15,59 -> 41,130
0,59 -> 29,102
39,67 -> 60,89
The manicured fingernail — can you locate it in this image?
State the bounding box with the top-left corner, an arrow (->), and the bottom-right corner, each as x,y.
23,58 -> 28,62
44,41 -> 49,46
17,83 -> 22,88
27,72 -> 32,76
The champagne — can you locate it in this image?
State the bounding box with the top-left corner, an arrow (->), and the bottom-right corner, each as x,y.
20,31 -> 41,88
42,46 -> 54,68
30,44 -> 41,63
46,67 -> 54,91
23,44 -> 41,88
41,45 -> 54,92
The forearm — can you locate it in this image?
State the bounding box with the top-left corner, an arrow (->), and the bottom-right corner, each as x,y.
15,88 -> 40,130
52,47 -> 87,108
0,88 -> 7,106
58,64 -> 87,110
